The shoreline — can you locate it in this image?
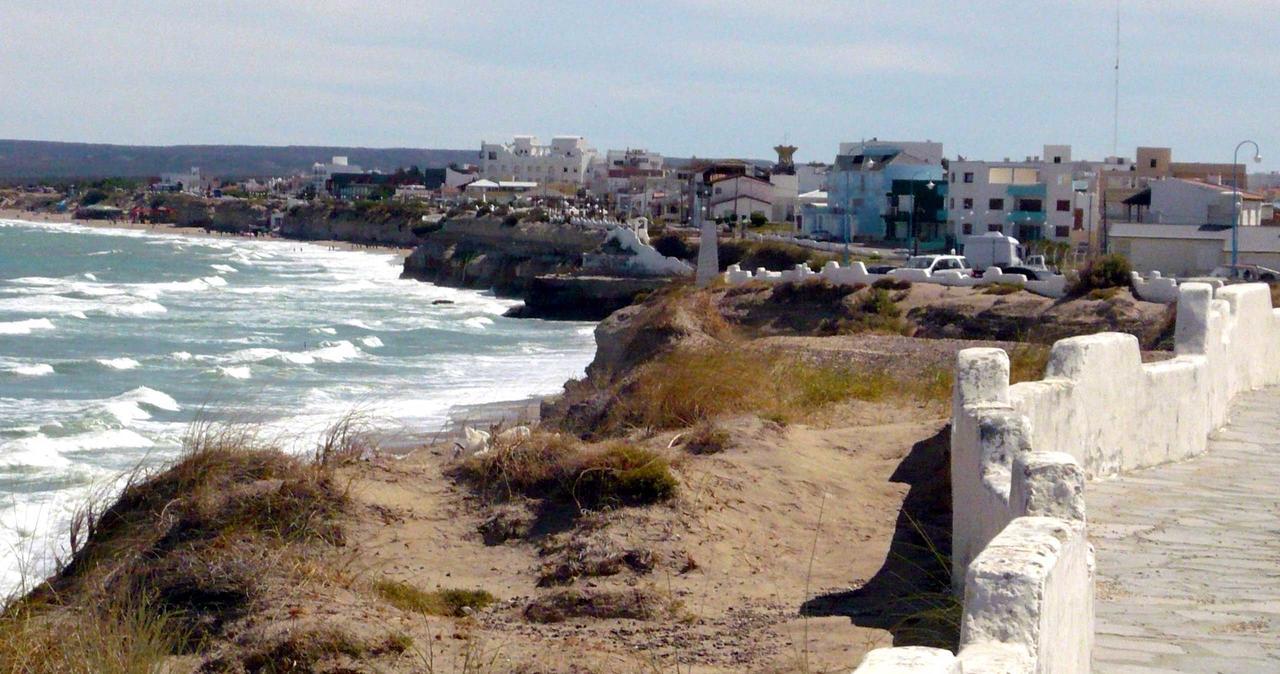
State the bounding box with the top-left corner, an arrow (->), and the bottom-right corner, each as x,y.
2,208 -> 581,453
0,208 -> 413,258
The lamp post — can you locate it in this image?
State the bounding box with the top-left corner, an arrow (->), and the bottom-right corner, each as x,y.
1231,140 -> 1262,268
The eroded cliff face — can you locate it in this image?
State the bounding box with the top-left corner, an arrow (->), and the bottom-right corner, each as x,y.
401,217 -> 605,297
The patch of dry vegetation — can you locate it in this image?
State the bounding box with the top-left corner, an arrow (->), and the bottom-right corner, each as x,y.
523,587 -> 682,624
982,283 -> 1023,296
1008,344 -> 1051,383
0,421 -> 355,672
601,343 -> 951,432
373,580 -> 495,617
455,433 -> 678,509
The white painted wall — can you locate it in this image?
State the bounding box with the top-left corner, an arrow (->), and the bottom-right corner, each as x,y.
855,281 -> 1280,673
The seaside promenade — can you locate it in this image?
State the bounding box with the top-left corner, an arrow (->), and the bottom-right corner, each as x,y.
1090,387 -> 1280,672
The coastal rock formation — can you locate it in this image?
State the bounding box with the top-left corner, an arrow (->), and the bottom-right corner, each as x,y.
401,216 -> 604,297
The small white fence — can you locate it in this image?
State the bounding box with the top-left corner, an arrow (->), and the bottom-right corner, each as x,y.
723,260 -> 1069,299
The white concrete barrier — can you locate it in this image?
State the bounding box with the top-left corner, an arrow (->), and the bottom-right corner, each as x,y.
855,282 -> 1280,673
722,260 -> 1067,298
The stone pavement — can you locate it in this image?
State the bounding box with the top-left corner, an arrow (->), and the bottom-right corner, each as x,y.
1090,387 -> 1280,673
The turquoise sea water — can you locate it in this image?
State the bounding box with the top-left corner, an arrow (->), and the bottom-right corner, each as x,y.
0,218 -> 596,593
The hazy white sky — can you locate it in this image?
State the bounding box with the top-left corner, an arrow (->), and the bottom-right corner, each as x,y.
1,0 -> 1275,169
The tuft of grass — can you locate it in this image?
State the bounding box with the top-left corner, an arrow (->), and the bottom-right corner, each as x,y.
682,422 -> 732,455
605,344 -> 951,434
982,283 -> 1022,296
1087,286 -> 1121,301
456,435 -> 677,509
0,601 -> 183,674
373,580 -> 496,618
1007,344 -> 1050,383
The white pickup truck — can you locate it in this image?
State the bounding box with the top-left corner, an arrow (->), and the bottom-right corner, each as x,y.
897,254 -> 974,276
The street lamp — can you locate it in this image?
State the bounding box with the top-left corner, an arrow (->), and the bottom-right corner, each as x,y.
1231,140 -> 1262,268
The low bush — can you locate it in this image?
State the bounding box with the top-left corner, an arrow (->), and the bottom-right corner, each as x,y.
839,288 -> 912,336
651,233 -> 696,260
682,422 -> 731,455
373,581 -> 495,617
1068,253 -> 1132,297
771,278 -> 862,305
720,240 -> 834,273
1087,287 -> 1122,301
456,434 -> 677,509
872,277 -> 912,291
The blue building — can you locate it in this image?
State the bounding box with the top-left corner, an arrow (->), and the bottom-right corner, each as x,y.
801,140 -> 947,247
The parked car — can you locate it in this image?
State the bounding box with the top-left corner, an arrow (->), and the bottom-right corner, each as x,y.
866,264 -> 897,274
810,230 -> 840,243
898,254 -> 974,276
1210,264 -> 1279,282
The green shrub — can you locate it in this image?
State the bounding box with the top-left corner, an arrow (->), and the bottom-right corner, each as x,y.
682,423 -> 731,455
982,283 -> 1022,296
573,444 -> 678,507
749,211 -> 768,227
1069,253 -> 1132,297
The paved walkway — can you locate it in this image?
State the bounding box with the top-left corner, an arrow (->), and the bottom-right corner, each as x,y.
1090,388 -> 1280,673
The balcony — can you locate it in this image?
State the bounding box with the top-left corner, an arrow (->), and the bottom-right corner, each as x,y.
1006,183 -> 1047,198
1005,210 -> 1047,224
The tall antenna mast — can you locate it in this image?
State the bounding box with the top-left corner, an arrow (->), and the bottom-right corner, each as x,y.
1113,0 -> 1120,157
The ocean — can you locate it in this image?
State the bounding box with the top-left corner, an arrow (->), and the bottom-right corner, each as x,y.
0,218 -> 596,595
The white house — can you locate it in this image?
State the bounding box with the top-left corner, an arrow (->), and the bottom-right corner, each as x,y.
159,167 -> 205,194
1131,177 -> 1265,227
708,174 -> 774,221
479,135 -> 597,185
1109,223 -> 1280,276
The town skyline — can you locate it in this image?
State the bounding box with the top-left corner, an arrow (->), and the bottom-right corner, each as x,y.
1,1 -> 1276,171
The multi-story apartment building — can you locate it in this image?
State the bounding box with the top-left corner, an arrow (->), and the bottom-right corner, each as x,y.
802,139 -> 945,242
946,145 -> 1127,246
478,135 -> 597,185
310,156 -> 363,195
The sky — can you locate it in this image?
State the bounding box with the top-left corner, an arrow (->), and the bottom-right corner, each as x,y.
1,0 -> 1276,170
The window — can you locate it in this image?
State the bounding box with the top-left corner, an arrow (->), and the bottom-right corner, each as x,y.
487,152 -> 496,160
1149,158 -> 1158,168
1018,199 -> 1043,213
1055,226 -> 1070,238
962,223 -> 973,235
963,198 -> 974,209
714,187 -> 722,195
1057,199 -> 1071,212
988,198 -> 1005,210
563,167 -> 568,173
988,224 -> 1003,232
963,172 -> 974,183
1053,156 -> 1062,164
950,198 -> 955,209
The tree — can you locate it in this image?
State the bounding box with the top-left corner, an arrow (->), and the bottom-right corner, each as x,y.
749,211 -> 768,227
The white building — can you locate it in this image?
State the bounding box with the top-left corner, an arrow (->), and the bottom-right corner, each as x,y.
479,135 -> 597,185
311,156 -> 363,194
159,167 -> 204,193
947,145 -> 1121,245
1109,223 -> 1280,277
708,174 -> 774,221
1132,177 -> 1266,227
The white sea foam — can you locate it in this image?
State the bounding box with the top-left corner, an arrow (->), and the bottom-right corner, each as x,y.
463,316 -> 494,330
0,318 -> 55,335
171,351 -> 193,361
5,363 -> 55,377
99,387 -> 181,425
210,264 -> 238,273
1,429 -> 156,463
216,365 -> 252,379
82,272 -> 98,281
96,357 -> 140,370
310,327 -> 337,335
309,340 -> 361,363
342,319 -> 381,330
359,336 -> 384,348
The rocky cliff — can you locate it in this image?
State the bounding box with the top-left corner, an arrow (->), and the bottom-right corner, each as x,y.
401,217 -> 606,297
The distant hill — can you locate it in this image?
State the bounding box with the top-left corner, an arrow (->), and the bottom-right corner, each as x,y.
0,140 -> 476,181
